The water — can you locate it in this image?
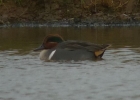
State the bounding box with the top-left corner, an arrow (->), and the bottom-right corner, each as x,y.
0,27 -> 140,100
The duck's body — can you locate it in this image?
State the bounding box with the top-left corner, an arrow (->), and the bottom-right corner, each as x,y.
34,34 -> 110,61
39,48 -> 94,61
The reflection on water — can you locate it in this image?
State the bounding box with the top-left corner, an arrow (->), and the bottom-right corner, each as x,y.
0,27 -> 140,52
0,27 -> 140,100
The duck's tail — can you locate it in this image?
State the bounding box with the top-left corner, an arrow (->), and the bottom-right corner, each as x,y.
94,44 -> 111,58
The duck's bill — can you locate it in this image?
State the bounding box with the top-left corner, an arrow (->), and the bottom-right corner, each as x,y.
33,45 -> 45,51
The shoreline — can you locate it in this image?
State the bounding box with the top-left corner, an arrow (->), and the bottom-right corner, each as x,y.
0,20 -> 140,28
0,0 -> 140,28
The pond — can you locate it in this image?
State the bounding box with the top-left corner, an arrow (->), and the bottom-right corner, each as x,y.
0,27 -> 140,100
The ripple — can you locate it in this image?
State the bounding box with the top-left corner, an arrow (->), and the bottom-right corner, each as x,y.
0,48 -> 140,100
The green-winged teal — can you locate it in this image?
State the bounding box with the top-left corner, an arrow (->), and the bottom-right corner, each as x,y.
34,34 -> 110,61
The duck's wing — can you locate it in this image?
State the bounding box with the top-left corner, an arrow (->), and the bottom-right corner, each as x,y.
86,44 -> 110,51
57,40 -> 110,51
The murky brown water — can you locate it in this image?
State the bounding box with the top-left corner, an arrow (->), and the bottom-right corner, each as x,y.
0,27 -> 140,100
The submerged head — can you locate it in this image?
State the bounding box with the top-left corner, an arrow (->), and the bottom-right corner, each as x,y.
34,34 -> 64,51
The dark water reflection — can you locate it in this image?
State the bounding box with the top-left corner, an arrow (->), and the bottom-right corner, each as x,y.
0,27 -> 140,100
0,27 -> 140,52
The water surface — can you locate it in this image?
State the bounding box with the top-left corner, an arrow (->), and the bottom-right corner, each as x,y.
0,27 -> 140,100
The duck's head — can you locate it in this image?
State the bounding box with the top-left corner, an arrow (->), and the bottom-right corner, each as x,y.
34,34 -> 64,51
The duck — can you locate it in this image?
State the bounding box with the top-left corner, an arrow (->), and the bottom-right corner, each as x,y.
34,34 -> 110,61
